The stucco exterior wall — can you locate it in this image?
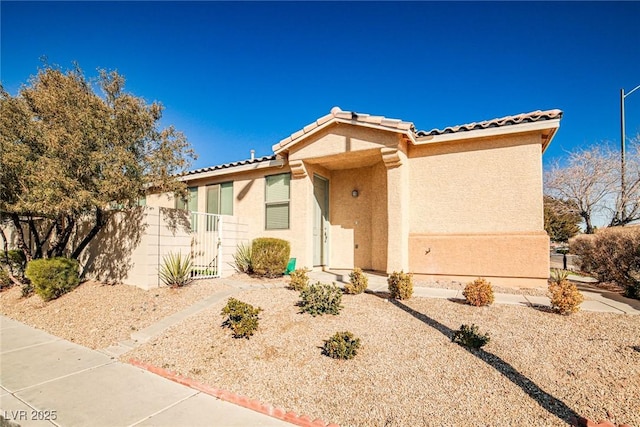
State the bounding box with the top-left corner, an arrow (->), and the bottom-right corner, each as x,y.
330,167 -> 373,269
407,133 -> 549,286
408,134 -> 543,234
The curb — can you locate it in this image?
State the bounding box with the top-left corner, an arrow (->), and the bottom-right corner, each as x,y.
129,359 -> 339,427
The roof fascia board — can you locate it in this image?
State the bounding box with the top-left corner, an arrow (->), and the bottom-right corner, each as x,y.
414,119 -> 561,145
178,158 -> 286,182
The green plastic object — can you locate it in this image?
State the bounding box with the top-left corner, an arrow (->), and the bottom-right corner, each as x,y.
284,258 -> 296,275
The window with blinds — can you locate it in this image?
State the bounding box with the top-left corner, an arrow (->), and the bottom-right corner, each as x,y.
265,173 -> 290,229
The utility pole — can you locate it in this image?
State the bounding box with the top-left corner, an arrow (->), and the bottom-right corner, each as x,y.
619,84 -> 640,225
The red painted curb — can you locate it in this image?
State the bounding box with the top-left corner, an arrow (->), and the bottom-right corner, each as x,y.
128,359 -> 339,427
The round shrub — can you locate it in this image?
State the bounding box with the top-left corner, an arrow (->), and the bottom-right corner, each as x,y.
251,238 -> 290,278
299,282 -> 343,316
344,267 -> 368,294
0,249 -> 27,277
221,298 -> 263,339
463,278 -> 495,307
548,278 -> 584,315
0,269 -> 12,290
25,257 -> 80,301
322,331 -> 361,359
388,271 -> 413,300
452,324 -> 490,349
289,268 -> 309,291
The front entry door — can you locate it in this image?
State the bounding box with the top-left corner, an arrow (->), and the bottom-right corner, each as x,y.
313,175 -> 329,267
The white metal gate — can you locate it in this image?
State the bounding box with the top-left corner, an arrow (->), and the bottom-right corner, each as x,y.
189,212 -> 222,279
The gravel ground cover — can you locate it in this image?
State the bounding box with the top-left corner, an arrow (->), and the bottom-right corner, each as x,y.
126,287 -> 640,427
413,278 -> 550,296
0,279 -> 231,349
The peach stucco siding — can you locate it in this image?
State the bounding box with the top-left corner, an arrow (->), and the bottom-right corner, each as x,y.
141,109 -> 559,289
406,133 -> 549,287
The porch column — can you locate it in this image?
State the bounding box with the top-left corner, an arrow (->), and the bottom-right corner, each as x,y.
382,147 -> 409,272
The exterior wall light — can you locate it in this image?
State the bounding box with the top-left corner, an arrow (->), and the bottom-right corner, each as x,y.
352,189 -> 359,198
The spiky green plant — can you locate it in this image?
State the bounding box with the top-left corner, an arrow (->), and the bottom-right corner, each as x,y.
159,252 -> 193,288
232,242 -> 253,274
550,268 -> 570,283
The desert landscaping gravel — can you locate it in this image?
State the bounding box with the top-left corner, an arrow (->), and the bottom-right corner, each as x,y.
125,287 -> 640,427
2,276 -> 638,426
0,279 -> 231,349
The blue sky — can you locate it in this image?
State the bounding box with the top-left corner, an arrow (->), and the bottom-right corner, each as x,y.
2,1 -> 639,170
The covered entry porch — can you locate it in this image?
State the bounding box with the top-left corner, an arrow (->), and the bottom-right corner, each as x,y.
288,144 -> 410,274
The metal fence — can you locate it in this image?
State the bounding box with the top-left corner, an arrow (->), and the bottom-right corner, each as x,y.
189,212 -> 222,279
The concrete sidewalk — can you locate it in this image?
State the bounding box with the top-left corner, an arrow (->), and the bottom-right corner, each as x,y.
308,270 -> 640,315
0,316 -> 291,427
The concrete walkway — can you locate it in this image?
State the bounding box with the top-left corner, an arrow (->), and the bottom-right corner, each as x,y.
308,270 -> 640,315
101,287 -> 240,357
0,315 -> 291,427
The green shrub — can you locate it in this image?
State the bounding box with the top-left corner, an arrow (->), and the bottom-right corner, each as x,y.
299,282 -> 343,316
21,281 -> 34,298
232,242 -> 253,274
548,275 -> 584,315
463,278 -> 495,307
158,252 -> 193,288
251,238 -> 290,278
0,269 -> 12,290
221,298 -> 263,339
452,324 -> 490,349
570,227 -> 640,299
322,331 -> 361,359
289,268 -> 309,291
344,267 -> 368,294
25,257 -> 80,301
388,271 -> 413,300
0,249 -> 27,277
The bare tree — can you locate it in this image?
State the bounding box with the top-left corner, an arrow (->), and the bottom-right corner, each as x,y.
544,145 -> 618,234
610,136 -> 640,227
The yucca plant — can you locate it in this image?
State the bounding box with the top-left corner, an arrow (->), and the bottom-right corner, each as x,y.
159,252 -> 193,288
232,242 -> 253,274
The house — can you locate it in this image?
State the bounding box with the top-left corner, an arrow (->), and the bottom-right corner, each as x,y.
146,106 -> 562,289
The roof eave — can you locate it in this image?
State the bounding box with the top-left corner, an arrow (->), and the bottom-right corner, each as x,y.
414,119 -> 561,148
178,157 -> 286,182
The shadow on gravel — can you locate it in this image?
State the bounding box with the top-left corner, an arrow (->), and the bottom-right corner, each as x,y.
388,298 -> 583,426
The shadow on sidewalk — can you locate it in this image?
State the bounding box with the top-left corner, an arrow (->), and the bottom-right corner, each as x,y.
388,298 -> 584,426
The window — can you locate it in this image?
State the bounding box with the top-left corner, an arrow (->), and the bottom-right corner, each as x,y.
206,182 -> 233,216
206,182 -> 233,231
176,187 -> 198,212
265,173 -> 290,229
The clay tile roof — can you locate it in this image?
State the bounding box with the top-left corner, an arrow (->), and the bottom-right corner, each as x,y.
415,109 -> 563,137
181,155 -> 277,176
276,106 -> 416,148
